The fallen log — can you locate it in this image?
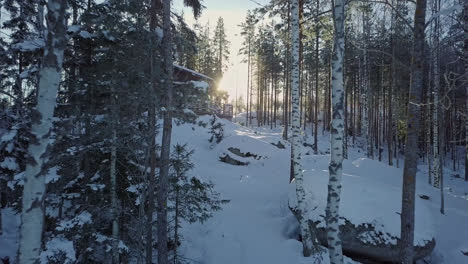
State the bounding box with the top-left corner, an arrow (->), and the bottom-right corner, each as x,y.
290,206 -> 435,263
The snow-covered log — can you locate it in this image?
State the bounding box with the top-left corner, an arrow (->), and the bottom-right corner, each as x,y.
288,156 -> 436,263
289,207 -> 435,263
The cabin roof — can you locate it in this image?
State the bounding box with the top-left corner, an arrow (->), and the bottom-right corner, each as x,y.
173,64 -> 213,82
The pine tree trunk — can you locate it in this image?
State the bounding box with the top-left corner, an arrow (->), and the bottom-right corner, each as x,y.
0,187 -> 2,236
362,5 -> 371,157
399,0 -> 427,262
284,3 -> 290,140
158,0 -> 174,263
292,0 -> 318,256
314,0 -> 320,154
326,0 -> 345,262
110,127 -> 120,263
147,2 -> 158,261
18,1 -> 68,263
249,51 -> 253,126
352,73 -> 356,145
173,188 -> 180,264
247,41 -> 251,126
432,0 -> 442,189
464,0 -> 468,181
388,37 -> 394,166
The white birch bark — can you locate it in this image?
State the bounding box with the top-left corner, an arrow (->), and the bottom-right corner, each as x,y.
326,0 -> 345,262
291,0 -> 317,257
18,0 -> 68,263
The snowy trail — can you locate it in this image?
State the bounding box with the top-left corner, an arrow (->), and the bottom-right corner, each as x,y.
174,118 -> 356,264
179,127 -> 306,264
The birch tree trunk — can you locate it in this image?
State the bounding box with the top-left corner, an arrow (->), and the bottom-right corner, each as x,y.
326,0 -> 345,262
158,0 -> 174,263
399,0 -> 427,262
18,0 -> 68,263
291,0 -> 318,256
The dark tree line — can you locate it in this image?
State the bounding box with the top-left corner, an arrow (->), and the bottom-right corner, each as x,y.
0,0 -> 224,263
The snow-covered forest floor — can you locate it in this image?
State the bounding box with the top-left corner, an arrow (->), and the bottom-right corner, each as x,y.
1,115 -> 467,263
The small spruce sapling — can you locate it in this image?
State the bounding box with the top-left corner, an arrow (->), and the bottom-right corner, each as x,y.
208,115 -> 224,144
169,144 -> 226,264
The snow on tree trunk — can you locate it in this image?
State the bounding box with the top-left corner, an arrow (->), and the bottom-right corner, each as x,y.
158,0 -> 174,263
326,0 -> 345,262
399,0 -> 427,263
291,0 -> 318,256
18,0 -> 68,263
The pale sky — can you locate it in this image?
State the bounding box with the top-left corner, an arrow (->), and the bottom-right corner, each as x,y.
174,0 -> 269,102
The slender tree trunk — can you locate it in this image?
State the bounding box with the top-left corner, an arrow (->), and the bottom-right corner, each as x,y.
399,0 -> 427,262
432,0 -> 442,189
146,2 -> 159,261
326,0 -> 346,262
352,72 -> 356,144
18,1 -> 68,263
0,0 -> 3,238
247,40 -> 251,126
284,0 -> 291,140
464,0 -> 468,181
378,10 -> 385,163
158,0 -> 174,263
362,5 -> 371,157
426,74 -> 432,184
110,126 -> 120,263
173,188 -> 180,264
273,75 -> 278,127
343,66 -> 348,159
314,0 -> 320,153
388,29 -> 394,166
109,80 -> 120,264
250,52 -> 254,126
146,91 -> 157,264
292,0 -> 318,256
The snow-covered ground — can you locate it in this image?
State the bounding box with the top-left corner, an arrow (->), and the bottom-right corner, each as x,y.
1,115 -> 467,263
174,116 -> 468,264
